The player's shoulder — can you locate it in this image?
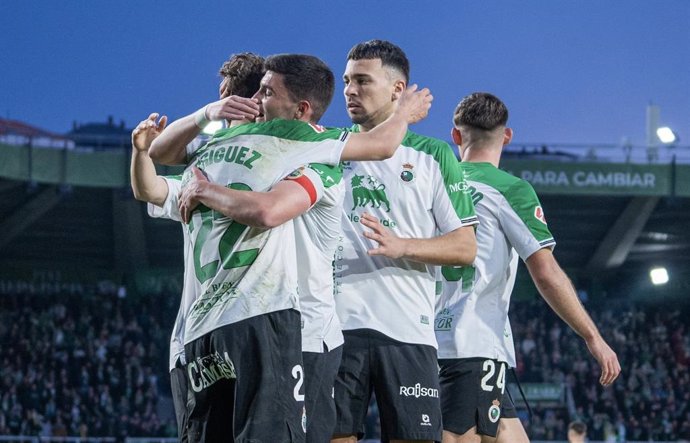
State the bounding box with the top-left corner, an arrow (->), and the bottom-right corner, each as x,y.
307,163 -> 344,188
462,162 -> 535,198
212,119 -> 346,142
401,130 -> 453,156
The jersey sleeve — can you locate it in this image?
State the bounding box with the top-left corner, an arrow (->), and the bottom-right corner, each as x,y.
185,134 -> 212,163
500,179 -> 556,260
283,126 -> 349,167
147,175 -> 183,222
432,143 -> 479,234
283,166 -> 326,208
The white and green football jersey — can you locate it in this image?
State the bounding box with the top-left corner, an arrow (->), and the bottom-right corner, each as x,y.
288,163 -> 346,353
176,120 -> 349,345
146,175 -> 201,371
435,162 -> 555,366
334,129 -> 478,348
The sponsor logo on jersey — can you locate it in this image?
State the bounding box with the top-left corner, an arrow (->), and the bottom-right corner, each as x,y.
420,414 -> 432,426
187,351 -> 237,392
534,206 -> 547,224
399,383 -> 439,398
347,212 -> 397,227
435,308 -> 453,331
400,162 -> 415,182
350,174 -> 391,212
488,399 -> 501,423
466,185 -> 484,205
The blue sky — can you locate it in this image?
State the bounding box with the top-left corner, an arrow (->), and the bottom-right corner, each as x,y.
2,0 -> 689,146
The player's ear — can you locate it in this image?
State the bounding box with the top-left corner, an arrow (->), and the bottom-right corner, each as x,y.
503,127 -> 513,146
392,79 -> 406,101
451,127 -> 463,146
295,100 -> 311,120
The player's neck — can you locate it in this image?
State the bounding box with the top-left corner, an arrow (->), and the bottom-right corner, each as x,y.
461,144 -> 501,167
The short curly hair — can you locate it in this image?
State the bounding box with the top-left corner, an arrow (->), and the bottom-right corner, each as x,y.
218,53 -> 265,98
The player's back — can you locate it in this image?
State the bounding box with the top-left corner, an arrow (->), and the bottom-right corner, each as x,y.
182,120 -> 348,345
435,162 -> 555,365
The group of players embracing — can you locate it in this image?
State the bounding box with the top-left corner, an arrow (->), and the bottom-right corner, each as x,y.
130,39 -> 621,443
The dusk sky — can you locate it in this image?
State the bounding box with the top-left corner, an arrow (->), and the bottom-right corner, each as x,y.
2,0 -> 689,148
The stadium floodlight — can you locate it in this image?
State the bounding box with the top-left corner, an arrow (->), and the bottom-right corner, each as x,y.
202,120 -> 223,135
649,267 -> 669,285
656,127 -> 677,144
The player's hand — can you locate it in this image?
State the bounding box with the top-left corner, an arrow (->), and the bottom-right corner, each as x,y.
206,95 -> 261,123
586,336 -> 621,386
132,113 -> 168,152
360,212 -> 407,259
396,84 -> 433,124
178,166 -> 209,223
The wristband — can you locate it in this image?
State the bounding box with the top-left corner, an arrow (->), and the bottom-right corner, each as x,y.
193,106 -> 210,129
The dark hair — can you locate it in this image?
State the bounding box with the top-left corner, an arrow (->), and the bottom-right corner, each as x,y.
347,39 -> 410,83
568,421 -> 587,435
264,54 -> 335,123
218,53 -> 265,98
453,92 -> 509,130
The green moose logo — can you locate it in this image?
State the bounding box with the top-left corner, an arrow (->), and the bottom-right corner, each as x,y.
351,174 -> 391,212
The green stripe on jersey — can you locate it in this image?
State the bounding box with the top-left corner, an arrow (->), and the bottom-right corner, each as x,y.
211,119 -> 346,144
308,163 -> 343,188
461,162 -> 553,243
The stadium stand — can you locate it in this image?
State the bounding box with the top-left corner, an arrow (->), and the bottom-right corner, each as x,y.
0,291 -> 178,440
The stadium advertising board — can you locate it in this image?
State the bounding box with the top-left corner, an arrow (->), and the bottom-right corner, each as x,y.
501,160 -> 673,196
2,143 -> 689,196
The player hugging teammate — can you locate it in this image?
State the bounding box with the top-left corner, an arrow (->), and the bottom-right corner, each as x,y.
132,40 -> 620,443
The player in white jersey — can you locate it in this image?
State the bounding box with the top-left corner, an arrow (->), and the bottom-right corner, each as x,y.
331,40 -> 478,443
129,52 -> 265,443
147,53 -> 434,442
436,92 -> 621,443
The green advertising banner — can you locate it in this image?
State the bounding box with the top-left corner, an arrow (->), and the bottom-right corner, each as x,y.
501,160 -> 674,196
674,165 -> 690,197
1,143 -> 688,196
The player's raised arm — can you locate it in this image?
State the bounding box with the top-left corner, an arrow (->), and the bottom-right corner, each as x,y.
340,84 -> 432,161
149,95 -> 260,165
130,113 -> 170,206
525,248 -> 621,386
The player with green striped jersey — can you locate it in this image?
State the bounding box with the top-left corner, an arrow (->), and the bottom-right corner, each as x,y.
331,40 -> 478,443
436,93 -> 620,443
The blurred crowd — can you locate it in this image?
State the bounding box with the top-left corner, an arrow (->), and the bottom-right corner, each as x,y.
510,299 -> 690,442
1,290 -> 689,442
0,291 -> 178,438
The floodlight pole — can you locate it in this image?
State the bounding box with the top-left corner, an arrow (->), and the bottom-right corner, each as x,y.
646,103 -> 660,163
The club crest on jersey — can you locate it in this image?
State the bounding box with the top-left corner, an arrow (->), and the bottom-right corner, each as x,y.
400,162 -> 415,182
308,122 -> 326,133
534,206 -> 547,225
350,174 -> 391,212
488,399 -> 501,423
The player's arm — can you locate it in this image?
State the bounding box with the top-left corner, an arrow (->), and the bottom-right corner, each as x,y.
525,248 -> 621,386
340,84 -> 432,161
149,96 -> 260,165
360,213 -> 476,265
130,113 -> 170,206
177,167 -> 313,228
